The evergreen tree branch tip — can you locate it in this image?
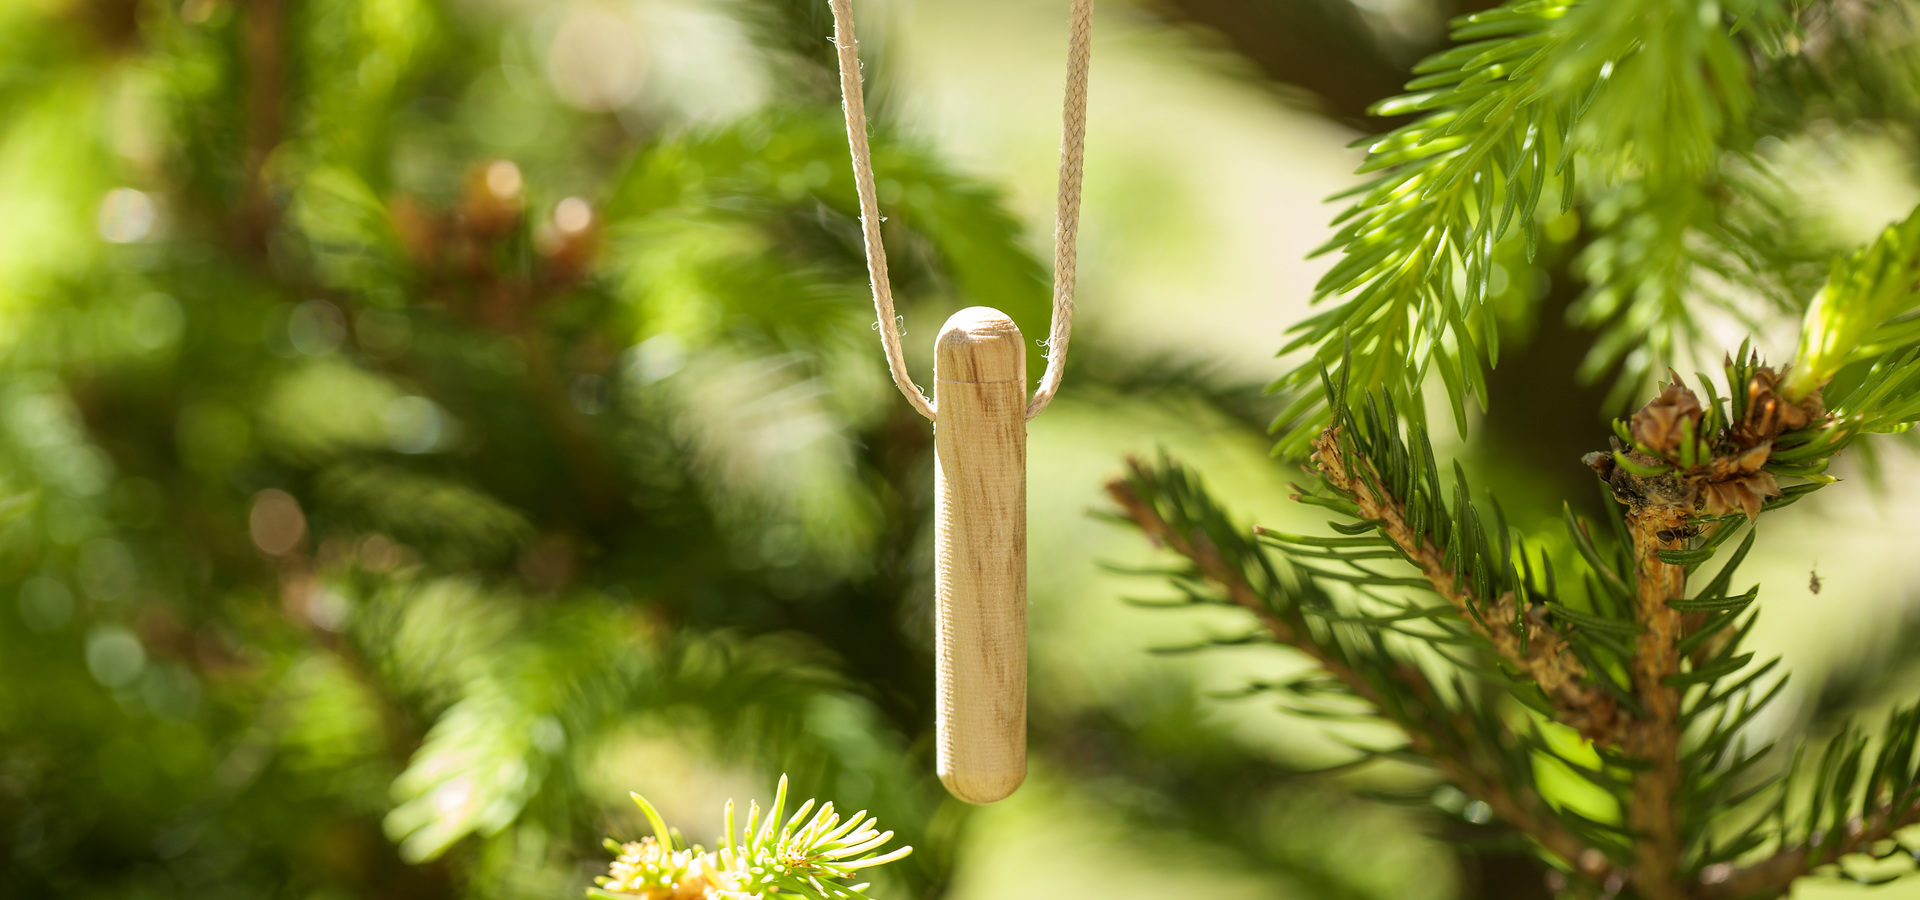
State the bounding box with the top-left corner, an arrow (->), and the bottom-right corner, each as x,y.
1107,1 -> 1920,896
1272,0 -> 1791,457
592,777 -> 911,900
1108,339 -> 1920,897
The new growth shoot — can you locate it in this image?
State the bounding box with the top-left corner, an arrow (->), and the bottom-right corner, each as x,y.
591,776 -> 912,900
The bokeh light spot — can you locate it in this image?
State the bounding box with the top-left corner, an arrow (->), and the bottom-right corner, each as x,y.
485,160 -> 522,200
85,626 -> 147,688
97,188 -> 156,244
554,196 -> 593,234
306,589 -> 352,632
249,489 -> 307,556
384,396 -> 447,454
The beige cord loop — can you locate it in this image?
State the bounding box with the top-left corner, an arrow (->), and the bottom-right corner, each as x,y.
829,0 -> 1092,422
830,0 -> 935,421
1028,0 -> 1092,419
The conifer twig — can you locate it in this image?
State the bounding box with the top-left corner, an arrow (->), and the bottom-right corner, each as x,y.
1106,468 -> 1604,881
1700,799 -> 1920,899
1309,427 -> 1623,744
1585,363 -> 1831,899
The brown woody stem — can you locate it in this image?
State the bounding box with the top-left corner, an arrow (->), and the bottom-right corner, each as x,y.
1623,505 -> 1689,900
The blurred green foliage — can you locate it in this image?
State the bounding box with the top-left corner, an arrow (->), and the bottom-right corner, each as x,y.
0,0 -> 1058,895
18,0 -> 1447,898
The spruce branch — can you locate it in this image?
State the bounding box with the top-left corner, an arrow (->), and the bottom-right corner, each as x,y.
1576,356 -> 1920,900
1572,168 -> 1802,409
1303,420 -> 1622,742
1700,704 -> 1920,899
592,776 -> 911,900
1275,0 -> 1788,456
1106,459 -> 1608,883
1556,0 -> 1783,185
1581,361 -> 1809,899
1551,0 -> 1791,408
1106,359 -> 1920,899
1112,363 -> 1859,899
1307,379 -> 1762,899
1271,1 -> 1582,455
1106,4 -> 1920,896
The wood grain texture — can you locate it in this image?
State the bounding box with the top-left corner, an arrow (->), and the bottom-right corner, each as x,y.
933,306 -> 1027,804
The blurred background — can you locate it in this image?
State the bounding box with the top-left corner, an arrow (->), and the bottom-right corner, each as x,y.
3,0 -> 1920,898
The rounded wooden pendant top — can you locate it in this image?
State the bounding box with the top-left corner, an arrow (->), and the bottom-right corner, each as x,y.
935,307 -> 1026,384
932,306 -> 1028,804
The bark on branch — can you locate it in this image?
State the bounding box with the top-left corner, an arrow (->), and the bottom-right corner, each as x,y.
1310,428 -> 1624,744
1622,504 -> 1690,900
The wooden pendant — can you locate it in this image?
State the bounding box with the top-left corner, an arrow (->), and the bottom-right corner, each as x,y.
932,306 -> 1027,804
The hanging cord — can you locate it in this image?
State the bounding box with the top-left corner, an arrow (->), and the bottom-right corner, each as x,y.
1027,0 -> 1092,419
829,0 -> 1093,422
829,0 -> 934,421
